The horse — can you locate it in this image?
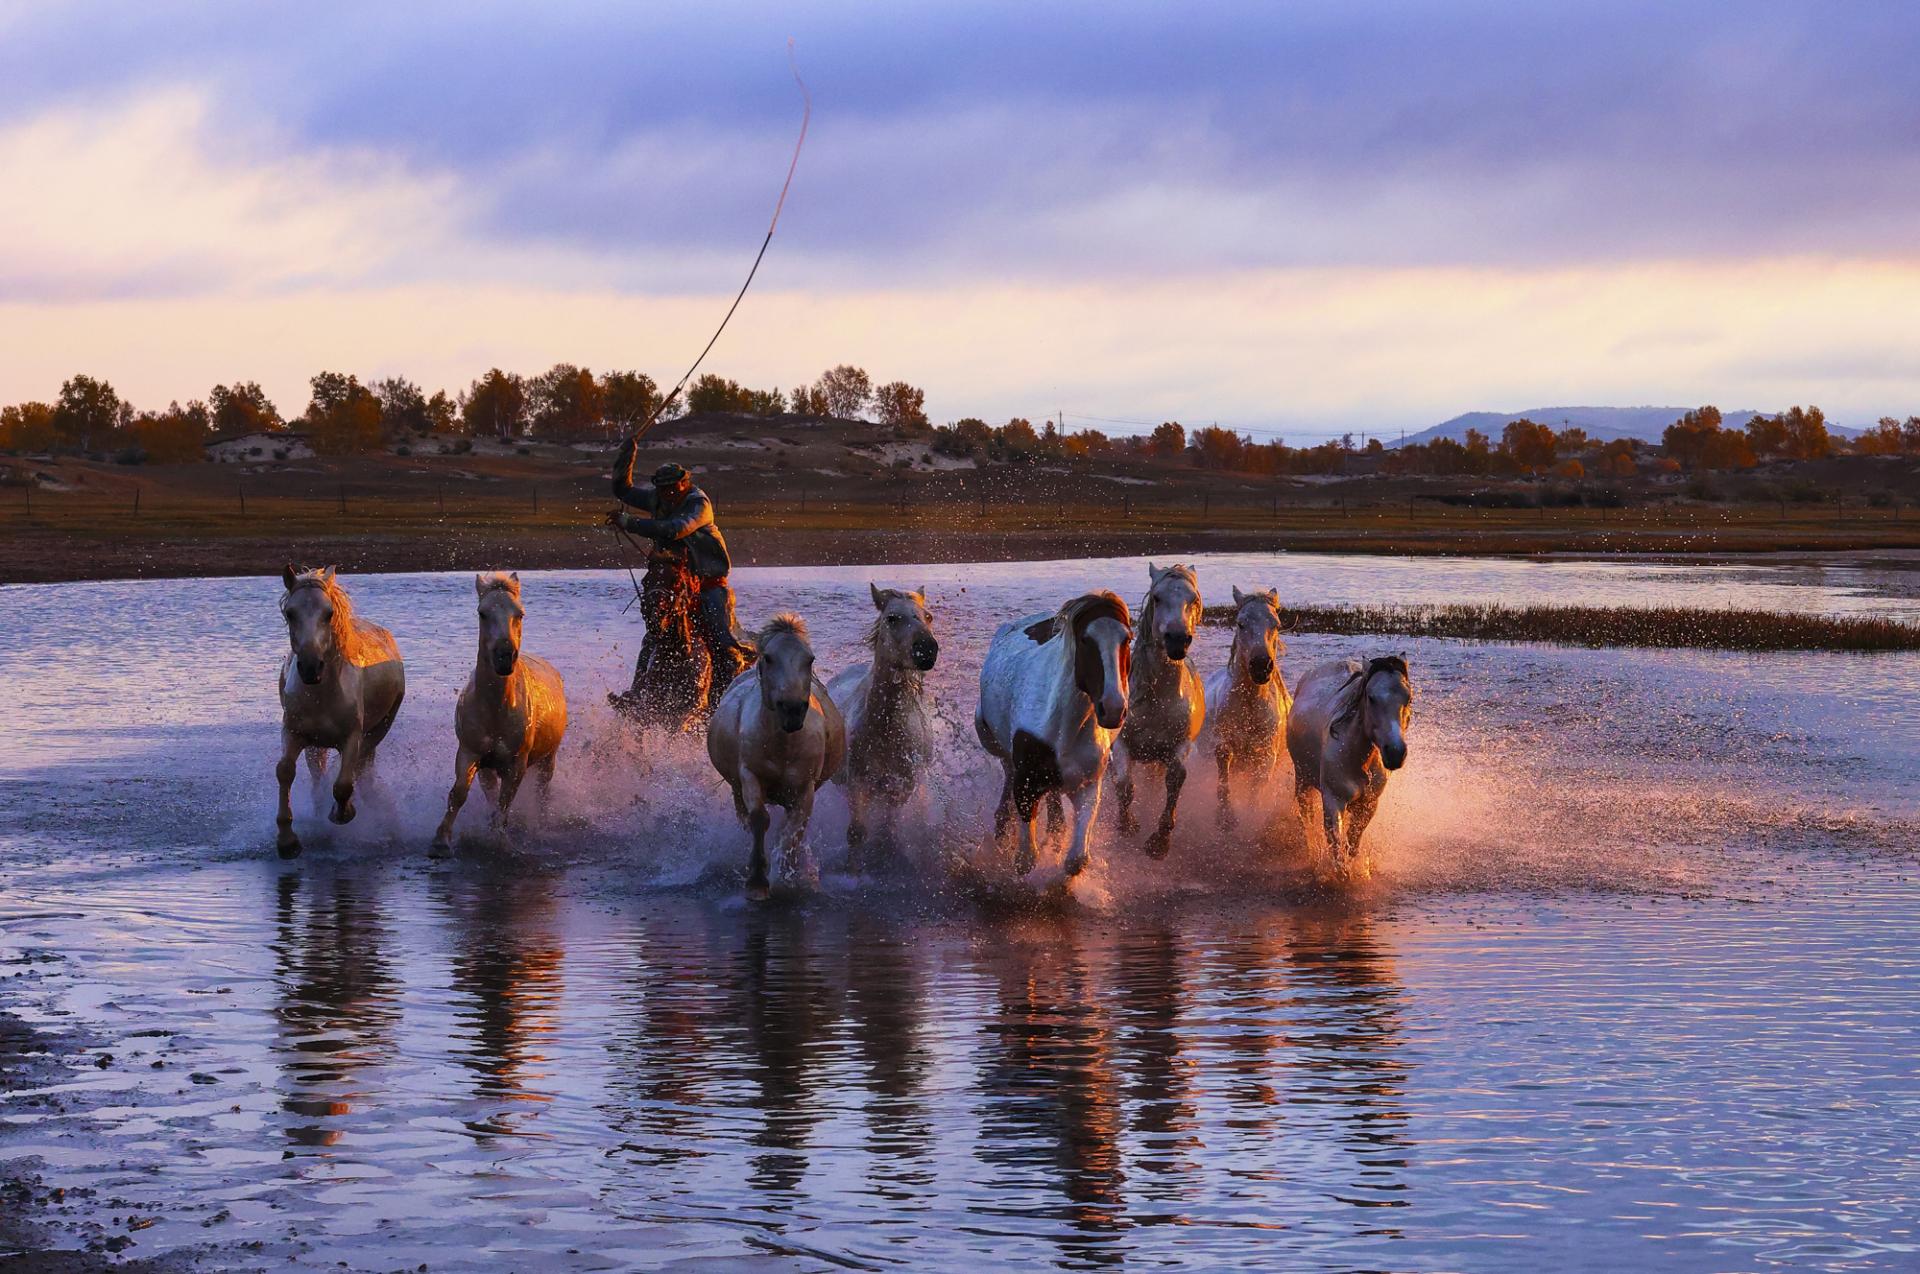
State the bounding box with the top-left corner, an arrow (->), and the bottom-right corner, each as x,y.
273,565 -> 406,858
827,584 -> 939,873
707,614 -> 847,899
1286,655 -> 1414,878
1202,586 -> 1291,830
430,573 -> 569,857
1110,563 -> 1205,858
608,550 -> 713,734
975,591 -> 1132,878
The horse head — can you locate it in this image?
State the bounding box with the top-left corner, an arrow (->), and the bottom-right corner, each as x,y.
1062,592 -> 1132,729
756,613 -> 816,733
475,572 -> 524,675
869,582 -> 939,672
1229,585 -> 1285,686
1142,562 -> 1202,661
1361,654 -> 1414,770
280,564 -> 340,684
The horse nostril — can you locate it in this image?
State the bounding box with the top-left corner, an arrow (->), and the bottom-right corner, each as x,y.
1164,632 -> 1190,659
913,640 -> 939,670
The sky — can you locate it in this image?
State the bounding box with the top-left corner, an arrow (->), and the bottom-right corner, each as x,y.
3,0 -> 1919,439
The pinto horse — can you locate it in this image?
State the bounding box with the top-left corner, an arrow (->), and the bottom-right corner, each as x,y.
273,566 -> 405,858
1287,655 -> 1414,878
975,591 -> 1132,878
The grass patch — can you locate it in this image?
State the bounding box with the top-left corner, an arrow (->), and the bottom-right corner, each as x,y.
1203,602 -> 1920,652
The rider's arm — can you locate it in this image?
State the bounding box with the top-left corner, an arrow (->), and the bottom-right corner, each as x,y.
648,491 -> 715,541
610,437 -> 658,513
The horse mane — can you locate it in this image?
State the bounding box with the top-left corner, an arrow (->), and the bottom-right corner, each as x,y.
1237,587 -> 1281,617
289,569 -> 398,667
758,612 -> 810,646
1331,655 -> 1413,729
1022,590 -> 1131,645
477,572 -> 520,598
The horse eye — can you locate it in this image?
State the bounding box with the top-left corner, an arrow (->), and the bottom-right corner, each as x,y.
889,615 -> 903,625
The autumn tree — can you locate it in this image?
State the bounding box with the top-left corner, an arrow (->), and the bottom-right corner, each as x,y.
1779,405 -> 1832,461
1857,417 -> 1908,456
207,381 -> 282,436
1191,425 -> 1248,470
873,380 -> 929,430
528,363 -> 605,438
424,390 -> 458,434
814,365 -> 872,419
999,416 -> 1040,456
463,369 -> 528,441
600,370 -> 660,438
0,402 -> 58,452
1744,410 -> 1788,458
1148,420 -> 1186,459
52,374 -> 130,451
305,372 -> 383,455
129,401 -> 211,463
1663,406 -> 1753,470
371,376 -> 432,440
789,382 -> 829,416
1500,418 -> 1558,473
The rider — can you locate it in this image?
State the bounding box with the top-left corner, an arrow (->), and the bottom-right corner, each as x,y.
608,436 -> 754,693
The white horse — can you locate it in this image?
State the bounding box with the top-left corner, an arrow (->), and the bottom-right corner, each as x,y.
430,573 -> 568,856
1110,563 -> 1205,858
1202,586 -> 1291,829
708,614 -> 847,899
274,566 -> 406,858
975,591 -> 1132,877
827,584 -> 939,872
1287,655 -> 1414,877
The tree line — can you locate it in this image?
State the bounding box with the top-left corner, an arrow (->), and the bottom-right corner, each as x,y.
0,363 -> 930,461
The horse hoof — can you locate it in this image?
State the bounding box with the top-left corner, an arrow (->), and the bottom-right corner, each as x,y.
276,837 -> 302,860
745,879 -> 771,903
1062,853 -> 1088,878
1143,832 -> 1172,860
328,803 -> 355,826
428,839 -> 453,860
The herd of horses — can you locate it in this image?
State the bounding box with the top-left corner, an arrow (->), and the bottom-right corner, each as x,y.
274,561 -> 1416,897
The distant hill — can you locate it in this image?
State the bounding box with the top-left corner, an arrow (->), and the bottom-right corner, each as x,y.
1398,406 -> 1769,448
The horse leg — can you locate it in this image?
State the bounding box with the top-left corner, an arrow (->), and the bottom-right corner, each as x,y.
784,787 -> 820,889
328,733 -> 364,825
1215,745 -> 1236,830
1294,773 -> 1320,854
993,763 -> 1015,845
845,782 -> 870,875
1063,777 -> 1104,878
741,774 -> 771,901
304,747 -> 329,813
1344,771 -> 1387,874
1012,789 -> 1041,877
494,758 -> 528,836
1147,754 -> 1186,860
1320,790 -> 1349,871
431,746 -> 480,858
1045,791 -> 1067,849
1111,742 -> 1138,836
275,730 -> 304,858
533,751 -> 557,815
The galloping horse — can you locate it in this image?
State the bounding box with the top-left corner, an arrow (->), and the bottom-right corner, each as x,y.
975,591 -> 1132,878
707,614 -> 846,899
274,566 -> 405,857
827,584 -> 939,872
430,573 -> 568,856
609,551 -> 712,733
1287,655 -> 1414,877
1203,586 -> 1290,829
1110,563 -> 1205,858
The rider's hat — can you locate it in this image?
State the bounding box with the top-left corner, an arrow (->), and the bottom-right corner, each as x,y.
651,462 -> 691,487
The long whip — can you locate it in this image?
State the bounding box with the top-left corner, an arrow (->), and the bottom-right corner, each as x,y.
628,39 -> 811,445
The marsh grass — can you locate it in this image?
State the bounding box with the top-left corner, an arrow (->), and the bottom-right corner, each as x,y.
1203,602 -> 1920,652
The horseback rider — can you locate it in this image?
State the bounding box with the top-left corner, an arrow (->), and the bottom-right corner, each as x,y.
607,436 -> 754,696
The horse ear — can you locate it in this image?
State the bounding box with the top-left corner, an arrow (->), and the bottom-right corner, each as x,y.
282,564 -> 298,590
870,582 -> 886,611
1148,561 -> 1161,580
509,571 -> 519,584
1232,585 -> 1246,605
920,585 -> 929,604
474,574 -> 487,596
320,566 -> 337,583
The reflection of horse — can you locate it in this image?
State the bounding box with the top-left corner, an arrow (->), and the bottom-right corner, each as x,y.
274,566 -> 405,858
609,551 -> 712,733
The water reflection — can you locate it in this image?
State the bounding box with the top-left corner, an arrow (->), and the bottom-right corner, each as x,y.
728,909 -> 838,1198
438,865 -> 564,1137
269,869 -> 399,1149
843,912 -> 934,1196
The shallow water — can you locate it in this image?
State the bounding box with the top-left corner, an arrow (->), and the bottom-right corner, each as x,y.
3,551 -> 1919,1271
